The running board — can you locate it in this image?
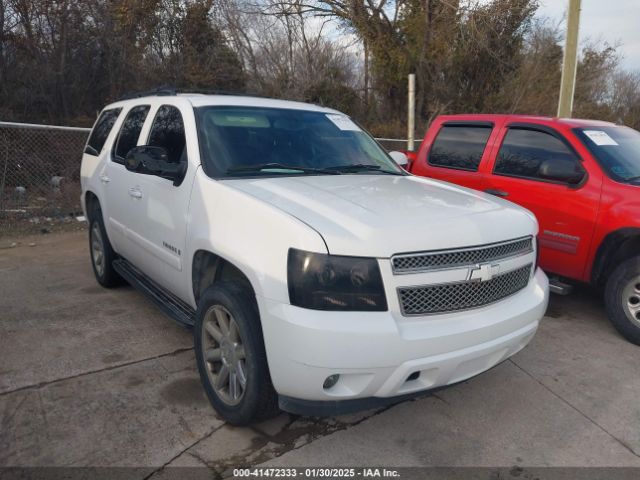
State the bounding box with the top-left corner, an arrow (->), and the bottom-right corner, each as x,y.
548,278 -> 573,296
113,258 -> 195,328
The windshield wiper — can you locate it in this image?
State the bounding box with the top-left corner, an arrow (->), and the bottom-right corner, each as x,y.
227,163 -> 340,175
624,175 -> 640,183
324,164 -> 403,175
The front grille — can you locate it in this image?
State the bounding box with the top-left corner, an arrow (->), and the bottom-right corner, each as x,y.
398,264 -> 532,315
392,237 -> 533,274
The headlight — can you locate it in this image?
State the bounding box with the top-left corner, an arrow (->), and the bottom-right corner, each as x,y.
287,249 -> 387,311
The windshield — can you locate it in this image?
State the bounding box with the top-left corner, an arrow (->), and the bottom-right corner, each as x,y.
195,106 -> 404,178
574,126 -> 640,184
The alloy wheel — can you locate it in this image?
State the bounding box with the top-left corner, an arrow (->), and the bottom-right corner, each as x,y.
622,276 -> 640,328
201,305 -> 247,406
90,222 -> 105,278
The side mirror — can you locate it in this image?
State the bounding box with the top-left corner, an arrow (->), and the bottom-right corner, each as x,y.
538,159 -> 585,185
389,151 -> 409,168
125,146 -> 186,186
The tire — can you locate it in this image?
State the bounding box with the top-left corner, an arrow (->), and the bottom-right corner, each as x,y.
88,202 -> 124,288
194,281 -> 279,425
605,256 -> 640,346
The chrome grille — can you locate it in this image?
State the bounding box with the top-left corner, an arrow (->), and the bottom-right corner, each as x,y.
398,264 -> 532,315
392,237 -> 533,274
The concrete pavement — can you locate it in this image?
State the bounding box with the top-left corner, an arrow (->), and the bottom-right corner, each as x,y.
1,231 -> 639,475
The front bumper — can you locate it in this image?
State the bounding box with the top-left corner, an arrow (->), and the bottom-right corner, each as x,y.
258,268 -> 548,411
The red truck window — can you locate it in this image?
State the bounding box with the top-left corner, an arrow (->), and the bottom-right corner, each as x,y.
428,125 -> 492,172
494,128 -> 582,182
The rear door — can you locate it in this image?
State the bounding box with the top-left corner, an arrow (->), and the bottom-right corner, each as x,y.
101,104 -> 151,260
412,120 -> 497,191
484,124 -> 601,279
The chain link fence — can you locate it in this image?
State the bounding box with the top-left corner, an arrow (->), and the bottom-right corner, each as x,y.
0,122 -> 90,236
0,120 -> 408,237
374,138 -> 411,153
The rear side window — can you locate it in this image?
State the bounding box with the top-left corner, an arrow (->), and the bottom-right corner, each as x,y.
428,125 -> 492,171
85,108 -> 122,156
494,128 -> 580,180
147,105 -> 186,164
112,105 -> 150,163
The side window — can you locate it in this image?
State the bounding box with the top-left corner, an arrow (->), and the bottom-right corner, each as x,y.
147,105 -> 186,164
494,128 -> 581,181
428,125 -> 492,171
112,105 -> 150,163
85,108 -> 122,156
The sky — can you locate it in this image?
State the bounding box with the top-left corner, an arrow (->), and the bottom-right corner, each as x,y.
536,0 -> 640,71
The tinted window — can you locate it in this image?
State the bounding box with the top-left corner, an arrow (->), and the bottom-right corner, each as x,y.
495,128 -> 580,180
86,108 -> 121,156
113,105 -> 150,163
428,125 -> 492,171
574,126 -> 640,183
148,106 -> 186,164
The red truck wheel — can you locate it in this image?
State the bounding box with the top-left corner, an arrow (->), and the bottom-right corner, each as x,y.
605,256 -> 640,346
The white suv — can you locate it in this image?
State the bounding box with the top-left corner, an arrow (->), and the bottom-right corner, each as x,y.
80,92 -> 549,424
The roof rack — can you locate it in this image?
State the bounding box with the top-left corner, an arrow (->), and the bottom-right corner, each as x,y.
117,86 -> 272,101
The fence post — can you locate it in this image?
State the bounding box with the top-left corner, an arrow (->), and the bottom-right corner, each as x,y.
407,73 -> 416,152
0,129 -> 8,212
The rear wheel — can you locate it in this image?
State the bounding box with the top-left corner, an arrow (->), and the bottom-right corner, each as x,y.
605,256 -> 640,345
194,281 -> 279,425
88,202 -> 123,288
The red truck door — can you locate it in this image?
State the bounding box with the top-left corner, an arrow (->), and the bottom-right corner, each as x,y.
412,120 -> 500,191
483,123 -> 602,280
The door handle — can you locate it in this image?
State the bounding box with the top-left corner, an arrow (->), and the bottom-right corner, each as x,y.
99,174 -> 110,184
128,188 -> 143,199
484,189 -> 509,198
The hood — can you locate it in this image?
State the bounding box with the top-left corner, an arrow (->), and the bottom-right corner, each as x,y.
224,174 -> 537,257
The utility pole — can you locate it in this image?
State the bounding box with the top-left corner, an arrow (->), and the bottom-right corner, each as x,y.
407,74 -> 416,151
557,0 -> 582,117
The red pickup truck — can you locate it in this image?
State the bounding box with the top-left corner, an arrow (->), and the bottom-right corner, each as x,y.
404,114 -> 640,345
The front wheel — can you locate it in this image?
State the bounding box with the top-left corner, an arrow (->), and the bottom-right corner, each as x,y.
194,281 -> 279,425
605,256 -> 640,346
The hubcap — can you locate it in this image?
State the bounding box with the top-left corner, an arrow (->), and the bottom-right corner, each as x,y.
202,305 -> 247,406
622,276 -> 640,328
91,222 -> 105,277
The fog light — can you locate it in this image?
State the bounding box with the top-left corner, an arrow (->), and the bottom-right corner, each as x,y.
323,374 -> 340,389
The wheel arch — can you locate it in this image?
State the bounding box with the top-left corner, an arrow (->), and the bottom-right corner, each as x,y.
192,249 -> 257,306
84,190 -> 100,218
592,227 -> 640,288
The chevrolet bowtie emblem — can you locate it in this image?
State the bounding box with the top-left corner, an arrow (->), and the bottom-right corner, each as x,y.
467,263 -> 501,282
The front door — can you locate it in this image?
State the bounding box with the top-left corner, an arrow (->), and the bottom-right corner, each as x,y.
123,103 -> 196,302
484,125 -> 602,279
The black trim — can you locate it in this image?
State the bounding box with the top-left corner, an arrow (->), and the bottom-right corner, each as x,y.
279,387 -> 438,416
113,258 -> 195,328
442,120 -> 495,128
591,228 -> 640,287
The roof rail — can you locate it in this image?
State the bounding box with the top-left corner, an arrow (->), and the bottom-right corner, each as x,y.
116,86 -> 272,101
117,87 -> 178,101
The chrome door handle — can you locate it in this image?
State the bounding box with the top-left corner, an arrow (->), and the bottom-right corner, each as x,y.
99,174 -> 110,184
128,188 -> 143,199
